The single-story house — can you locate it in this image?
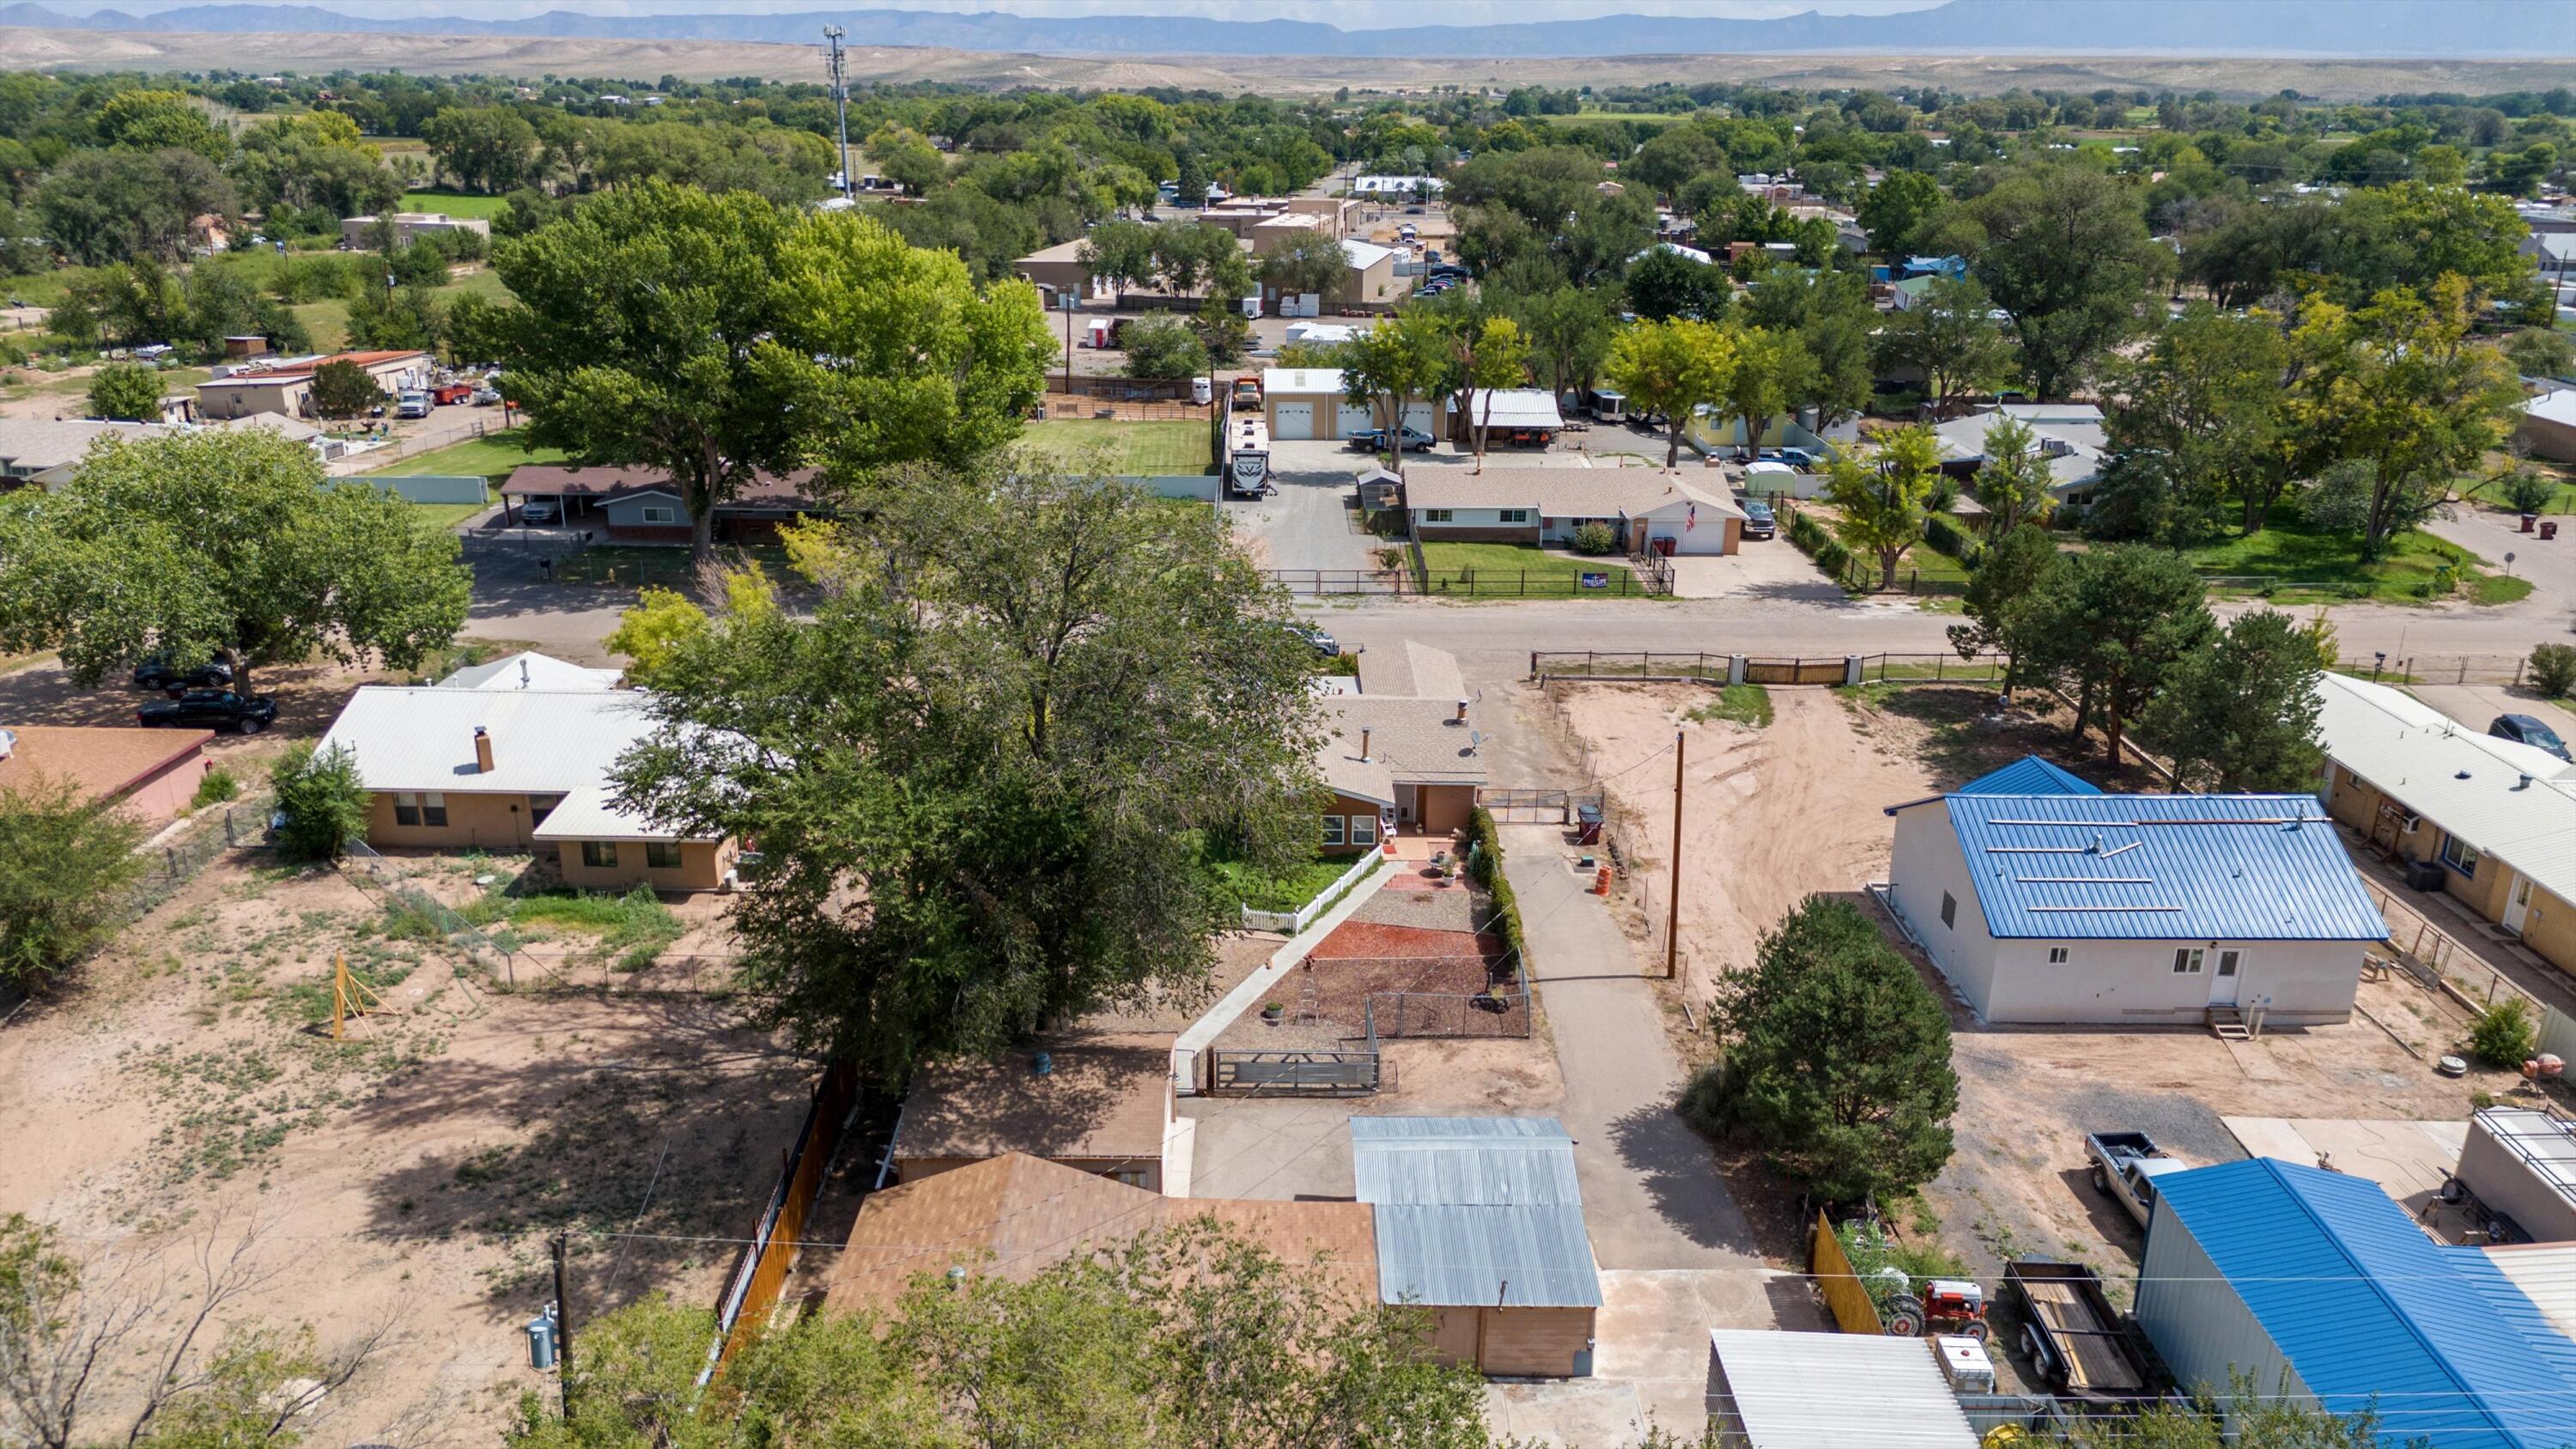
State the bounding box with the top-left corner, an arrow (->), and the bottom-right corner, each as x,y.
0,415 -> 331,490
498,465 -> 825,542
313,686 -> 740,891
2139,1158 -> 2576,1446
1882,782 -> 2389,1026
1350,1117 -> 1601,1378
1314,693 -> 1488,850
1261,367 -> 1435,441
1707,1331 -> 1979,1449
1336,240 -> 1400,310
339,212 -> 492,247
1685,411 -> 1835,460
1932,403 -> 2106,508
437,650 -> 624,692
1444,387 -> 1564,444
194,350 -> 433,421
0,723 -> 215,827
889,1037 -> 1185,1193
2515,388 -> 2576,465
823,1151 -> 1377,1313
1405,468 -> 1745,556
2313,672 -> 2576,980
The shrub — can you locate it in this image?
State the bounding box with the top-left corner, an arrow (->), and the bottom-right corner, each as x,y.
1570,521 -> 1619,556
191,764 -> 241,808
1465,806 -> 1526,965
2530,642 -> 2576,699
0,776 -> 149,986
2500,469 -> 2560,516
268,743 -> 369,862
2469,997 -> 2538,1068
86,361 -> 164,421
1923,513 -> 1982,568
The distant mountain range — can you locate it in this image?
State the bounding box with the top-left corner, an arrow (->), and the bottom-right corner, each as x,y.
3,0 -> 2573,60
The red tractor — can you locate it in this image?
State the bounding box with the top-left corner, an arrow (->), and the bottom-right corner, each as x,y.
1883,1278 -> 1990,1341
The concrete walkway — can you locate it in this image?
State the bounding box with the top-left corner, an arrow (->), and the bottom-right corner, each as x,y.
1169,855 -> 1395,1093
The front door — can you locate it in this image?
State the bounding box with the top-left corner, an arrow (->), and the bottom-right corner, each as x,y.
2208,949 -> 2243,1007
2506,874 -> 2535,935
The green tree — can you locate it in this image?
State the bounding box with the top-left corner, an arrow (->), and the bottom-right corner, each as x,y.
1627,126 -> 1728,199
1076,217 -> 1157,295
2529,642 -> 2576,698
865,124 -> 947,196
2141,608 -> 2327,792
2469,997 -> 2539,1068
2007,545 -> 2217,766
1858,168 -> 1947,257
1823,424 -> 1941,588
266,744 -> 369,864
1947,523 -> 2059,692
1602,316 -> 1734,469
1946,161 -> 2166,399
1457,314 -> 1534,472
1119,314 -> 1206,380
0,776 -> 148,987
33,148 -> 236,266
1340,311 -> 1450,479
1625,246 -> 1729,322
0,429 -> 468,693
1510,284 -> 1614,398
421,107 -> 541,193
606,468 -> 1320,1081
1741,267 -> 1876,434
2504,326 -> 2575,381
341,280 -> 443,353
2043,1377 -> 2390,1449
2112,303 -> 2293,534
84,361 -> 163,422
1710,325 -> 1807,463
306,357 -> 382,420
1874,277 -> 2014,416
1699,897 -> 1957,1202
1257,227 -> 1348,306
1972,417 -> 2057,533
95,90 -> 228,161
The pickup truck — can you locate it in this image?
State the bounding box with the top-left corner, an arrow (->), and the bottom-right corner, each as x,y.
396,389 -> 431,419
137,689 -> 277,735
2086,1130 -> 2189,1227
1347,424 -> 1436,453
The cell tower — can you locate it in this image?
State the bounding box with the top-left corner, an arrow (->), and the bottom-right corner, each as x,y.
823,25 -> 852,197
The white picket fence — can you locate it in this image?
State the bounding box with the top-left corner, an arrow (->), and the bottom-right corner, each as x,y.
1241,850 -> 1384,935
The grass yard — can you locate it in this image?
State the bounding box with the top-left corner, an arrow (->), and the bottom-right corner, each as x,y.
399,500 -> 489,529
368,429 -> 570,483
1013,417 -> 1215,476
1208,852 -> 1360,915
2182,509 -> 2525,605
1419,541 -> 1646,599
400,189 -> 514,219
293,296 -> 349,350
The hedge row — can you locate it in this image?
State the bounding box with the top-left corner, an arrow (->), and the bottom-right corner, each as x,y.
1466,806 -> 1528,967
1923,514 -> 1983,569
1786,508 -> 1858,586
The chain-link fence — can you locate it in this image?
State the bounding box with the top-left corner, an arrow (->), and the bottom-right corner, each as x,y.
115,795 -> 276,927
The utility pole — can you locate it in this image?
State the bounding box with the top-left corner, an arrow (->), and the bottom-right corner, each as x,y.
1664,728 -> 1684,981
823,26 -> 851,198
550,1230 -> 575,1415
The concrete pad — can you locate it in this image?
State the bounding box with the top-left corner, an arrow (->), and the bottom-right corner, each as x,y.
1175,1098 -> 1356,1202
1485,1377 -> 1649,1447
2221,1116 -> 2468,1214
1592,1269 -> 1823,1438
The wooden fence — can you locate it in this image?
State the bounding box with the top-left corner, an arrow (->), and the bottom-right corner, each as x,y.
708,1062 -> 858,1370
1809,1211 -> 1885,1336
1745,656 -> 1854,685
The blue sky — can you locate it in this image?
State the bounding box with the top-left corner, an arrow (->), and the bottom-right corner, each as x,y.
82,0 -> 1949,24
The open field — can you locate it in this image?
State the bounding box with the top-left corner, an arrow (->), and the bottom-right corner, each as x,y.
367,429 -> 569,485
0,24 -> 2570,100
1012,417 -> 1213,476
401,190 -> 513,219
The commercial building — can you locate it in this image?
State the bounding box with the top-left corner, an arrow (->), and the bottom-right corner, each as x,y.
1012,237 -> 1101,304
1404,468 -> 1744,556
1260,367 -> 1435,441
1882,787 -> 2387,1026
193,350 -> 433,421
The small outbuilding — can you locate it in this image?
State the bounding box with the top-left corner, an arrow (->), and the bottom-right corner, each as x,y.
0,723 -> 215,827
890,1036 -> 1186,1193
2515,388 -> 2576,465
2455,1107 -> 2576,1245
1705,1330 -> 1979,1449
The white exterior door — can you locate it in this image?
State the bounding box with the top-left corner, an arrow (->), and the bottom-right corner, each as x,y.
2208,949 -> 2242,1008
1272,401 -> 1315,440
2506,873 -> 2535,934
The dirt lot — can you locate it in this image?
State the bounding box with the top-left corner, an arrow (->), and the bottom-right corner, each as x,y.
0,851 -> 809,1446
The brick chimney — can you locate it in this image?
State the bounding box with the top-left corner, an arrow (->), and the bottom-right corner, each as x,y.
1455,697 -> 1469,723
1359,727 -> 1372,762
473,725 -> 495,774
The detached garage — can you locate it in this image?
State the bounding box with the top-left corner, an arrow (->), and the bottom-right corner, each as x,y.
1263,368 -> 1432,441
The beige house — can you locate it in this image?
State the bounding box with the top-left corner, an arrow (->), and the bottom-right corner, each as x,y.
1406,468 -> 1745,555
339,212 -> 493,247
313,684 -> 739,892
2516,389 -> 2576,466
1314,693 -> 1488,852
2314,672 -> 2576,980
889,1036 -> 1186,1192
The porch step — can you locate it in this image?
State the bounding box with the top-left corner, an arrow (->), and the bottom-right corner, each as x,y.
2207,1006 -> 2251,1043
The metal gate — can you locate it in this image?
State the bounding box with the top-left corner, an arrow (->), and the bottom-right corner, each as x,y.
1743,656 -> 1848,685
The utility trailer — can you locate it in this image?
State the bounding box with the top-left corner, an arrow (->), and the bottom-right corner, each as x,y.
2002,1260 -> 2154,1402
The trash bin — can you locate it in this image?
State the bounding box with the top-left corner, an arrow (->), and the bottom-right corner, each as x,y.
2545,521 -> 2561,541
2522,513 -> 2538,533
1576,804 -> 1603,845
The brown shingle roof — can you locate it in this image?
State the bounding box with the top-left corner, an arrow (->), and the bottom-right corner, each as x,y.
893,1036 -> 1174,1166
0,725 -> 210,807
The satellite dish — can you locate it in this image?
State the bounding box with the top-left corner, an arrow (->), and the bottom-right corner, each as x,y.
1468,729 -> 1485,751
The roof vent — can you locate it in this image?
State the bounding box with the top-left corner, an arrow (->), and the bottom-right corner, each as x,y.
2519,773 -> 2534,790
2457,769 -> 2473,780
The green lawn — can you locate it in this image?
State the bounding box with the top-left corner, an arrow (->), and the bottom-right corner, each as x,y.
366,429 -> 570,484
400,190 -> 515,219
1419,542 -> 1645,599
293,297 -> 349,351
2182,509 -> 2520,605
1012,418 -> 1215,477
1208,854 -> 1357,915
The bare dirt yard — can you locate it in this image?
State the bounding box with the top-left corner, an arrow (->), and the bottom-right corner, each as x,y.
0,851 -> 809,1447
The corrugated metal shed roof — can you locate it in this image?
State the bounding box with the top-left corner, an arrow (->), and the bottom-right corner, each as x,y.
2486,1244 -> 2576,1344
1959,755 -> 2099,796
1708,1330 -> 1978,1449
1944,793 -> 2388,941
2155,1158 -> 2576,1449
1372,1204 -> 1600,1307
1350,1116 -> 1583,1206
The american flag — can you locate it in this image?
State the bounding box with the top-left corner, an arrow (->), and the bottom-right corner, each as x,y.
1686,502 -> 1697,532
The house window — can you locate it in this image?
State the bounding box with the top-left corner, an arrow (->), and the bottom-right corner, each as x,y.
1350,813 -> 1376,846
392,792 -> 420,826
2440,833 -> 2481,878
2216,950 -> 2240,978
645,841 -> 683,869
2172,948 -> 2206,974
581,840 -> 619,868
2048,947 -> 2069,965
528,794 -> 562,826
1109,1168 -> 1151,1187
1424,508 -> 1455,523
1939,891 -> 1956,928
1321,813 -> 1346,848
1498,508 -> 1530,524
419,792 -> 447,827
640,505 -> 677,524
2344,769 -> 2364,789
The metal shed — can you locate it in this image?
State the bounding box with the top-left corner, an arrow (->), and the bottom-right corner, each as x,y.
1706,1330 -> 1978,1449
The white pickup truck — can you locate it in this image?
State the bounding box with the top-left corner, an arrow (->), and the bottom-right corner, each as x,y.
2086,1131 -> 2190,1227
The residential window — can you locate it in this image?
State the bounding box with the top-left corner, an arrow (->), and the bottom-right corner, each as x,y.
640,505 -> 677,524
645,841 -> 683,869
1939,892 -> 1956,928
2172,948 -> 2206,975
2440,833 -> 2482,878
1425,508 -> 1455,523
1498,508 -> 1530,523
392,792 -> 420,826
2344,769 -> 2364,790
581,840 -> 619,868
1321,813 -> 1346,848
528,794 -> 562,826
2217,949 -> 2240,978
419,792 -> 447,827
1350,813 -> 1376,846
2048,947 -> 2069,965
1109,1168 -> 1151,1187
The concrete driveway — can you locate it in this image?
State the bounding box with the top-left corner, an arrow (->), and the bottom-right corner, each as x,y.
1665,537 -> 1846,603
1224,478 -> 1381,575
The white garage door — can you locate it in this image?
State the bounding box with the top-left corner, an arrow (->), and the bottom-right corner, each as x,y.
1272,401 -> 1316,441
1652,508 -> 1730,555
1337,402 -> 1375,435
1400,400 -> 1438,436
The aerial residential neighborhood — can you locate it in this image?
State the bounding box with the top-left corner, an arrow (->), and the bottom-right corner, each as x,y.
7,4 -> 2576,1448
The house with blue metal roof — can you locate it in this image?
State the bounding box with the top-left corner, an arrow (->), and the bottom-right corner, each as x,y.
1882,790 -> 2387,1026
2138,1157 -> 2576,1449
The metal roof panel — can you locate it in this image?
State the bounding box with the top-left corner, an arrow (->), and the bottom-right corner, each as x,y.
1370,1203 -> 1601,1307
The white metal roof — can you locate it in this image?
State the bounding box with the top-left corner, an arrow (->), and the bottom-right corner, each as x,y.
528,783 -> 708,843
1341,239 -> 1396,271
2524,390 -> 2576,430
1709,1330 -> 1978,1449
438,651 -> 624,693
2314,673 -> 2576,904
1455,388 -> 1565,429
314,686 -> 665,796
1263,367 -> 1345,396
2488,1244 -> 2576,1343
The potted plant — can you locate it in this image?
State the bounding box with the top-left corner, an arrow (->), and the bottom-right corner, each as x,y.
1261,1002 -> 1285,1022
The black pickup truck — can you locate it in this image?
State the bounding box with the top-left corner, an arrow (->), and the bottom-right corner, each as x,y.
137,689 -> 277,734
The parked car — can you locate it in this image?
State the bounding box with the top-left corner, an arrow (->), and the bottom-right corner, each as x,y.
395,389 -> 431,419
1290,622 -> 1338,659
1428,264 -> 1471,281
138,689 -> 277,734
2490,714 -> 2572,762
131,655 -> 234,694
2085,1130 -> 2187,1228
1740,500 -> 1777,539
1759,447 -> 1823,470
1347,425 -> 1436,453
517,500 -> 561,524
471,387 -> 501,406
